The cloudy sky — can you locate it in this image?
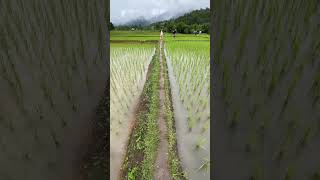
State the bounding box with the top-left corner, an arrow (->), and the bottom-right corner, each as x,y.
111,0 -> 209,25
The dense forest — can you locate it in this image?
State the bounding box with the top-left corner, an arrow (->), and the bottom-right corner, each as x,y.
110,8 -> 210,34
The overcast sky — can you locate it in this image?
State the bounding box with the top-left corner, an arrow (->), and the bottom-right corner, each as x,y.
111,0 -> 209,25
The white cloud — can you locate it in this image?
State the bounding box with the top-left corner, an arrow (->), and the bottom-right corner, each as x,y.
151,8 -> 166,16
111,0 -> 209,24
121,10 -> 126,17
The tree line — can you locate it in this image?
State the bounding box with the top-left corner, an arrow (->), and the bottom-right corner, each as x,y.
109,8 -> 210,34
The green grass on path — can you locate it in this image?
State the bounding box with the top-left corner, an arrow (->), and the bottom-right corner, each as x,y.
121,46 -> 160,180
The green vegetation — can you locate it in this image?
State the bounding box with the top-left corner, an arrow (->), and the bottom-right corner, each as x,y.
110,43 -> 155,135
113,8 -> 210,34
121,46 -> 160,179
165,39 -> 210,179
166,41 -> 210,132
110,30 -> 209,41
213,0 -> 320,179
108,22 -> 115,30
111,29 -> 210,179
0,0 -> 107,179
152,8 -> 210,33
162,46 -> 187,180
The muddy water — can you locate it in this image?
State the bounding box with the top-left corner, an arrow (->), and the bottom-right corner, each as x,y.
164,48 -> 210,180
110,48 -> 155,180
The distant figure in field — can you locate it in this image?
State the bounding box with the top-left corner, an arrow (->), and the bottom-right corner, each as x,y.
173,29 -> 177,38
160,30 -> 164,39
193,30 -> 198,35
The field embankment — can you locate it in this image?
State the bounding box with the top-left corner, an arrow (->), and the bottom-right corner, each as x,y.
154,39 -> 170,180
161,41 -> 187,180
121,44 -> 161,180
119,39 -> 185,180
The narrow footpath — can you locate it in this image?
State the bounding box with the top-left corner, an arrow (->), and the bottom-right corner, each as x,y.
120,43 -> 161,180
154,39 -> 170,180
120,39 -> 185,180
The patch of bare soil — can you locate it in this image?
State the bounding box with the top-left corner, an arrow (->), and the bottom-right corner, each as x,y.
154,39 -> 170,180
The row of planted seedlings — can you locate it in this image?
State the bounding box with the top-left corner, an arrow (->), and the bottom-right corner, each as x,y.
110,42 -> 156,179
214,0 -> 320,178
165,41 -> 210,179
120,45 -> 161,179
161,45 -> 187,180
110,44 -> 155,135
0,0 -> 107,179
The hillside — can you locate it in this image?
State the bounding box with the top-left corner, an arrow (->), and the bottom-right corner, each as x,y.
151,8 -> 210,33
112,8 -> 210,34
164,8 -> 210,25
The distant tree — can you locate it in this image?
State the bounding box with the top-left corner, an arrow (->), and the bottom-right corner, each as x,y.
191,24 -> 198,31
166,21 -> 175,32
143,8 -> 210,34
108,22 -> 115,30
183,26 -> 190,34
155,23 -> 161,30
176,22 -> 186,33
202,23 -> 210,33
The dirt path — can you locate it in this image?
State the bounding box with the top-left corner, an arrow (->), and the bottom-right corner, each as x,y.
154,39 -> 171,180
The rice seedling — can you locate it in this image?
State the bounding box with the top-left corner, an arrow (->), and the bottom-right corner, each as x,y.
110,43 -> 155,134
165,40 -> 210,178
213,0 -> 320,179
195,138 -> 207,151
1,0 -> 108,179
197,158 -> 210,173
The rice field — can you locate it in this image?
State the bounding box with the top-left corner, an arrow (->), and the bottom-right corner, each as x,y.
111,31 -> 209,41
110,43 -> 155,134
212,0 -> 320,179
110,30 -> 210,180
110,42 -> 156,180
165,41 -> 210,179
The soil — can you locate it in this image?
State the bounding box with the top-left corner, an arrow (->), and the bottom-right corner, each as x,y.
117,39 -> 178,180
154,39 -> 170,180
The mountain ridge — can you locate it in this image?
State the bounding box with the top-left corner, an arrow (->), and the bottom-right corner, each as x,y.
112,8 -> 210,33
119,9 -> 193,26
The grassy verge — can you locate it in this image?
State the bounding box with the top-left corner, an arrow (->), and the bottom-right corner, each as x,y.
121,46 -> 160,180
162,45 -> 187,179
